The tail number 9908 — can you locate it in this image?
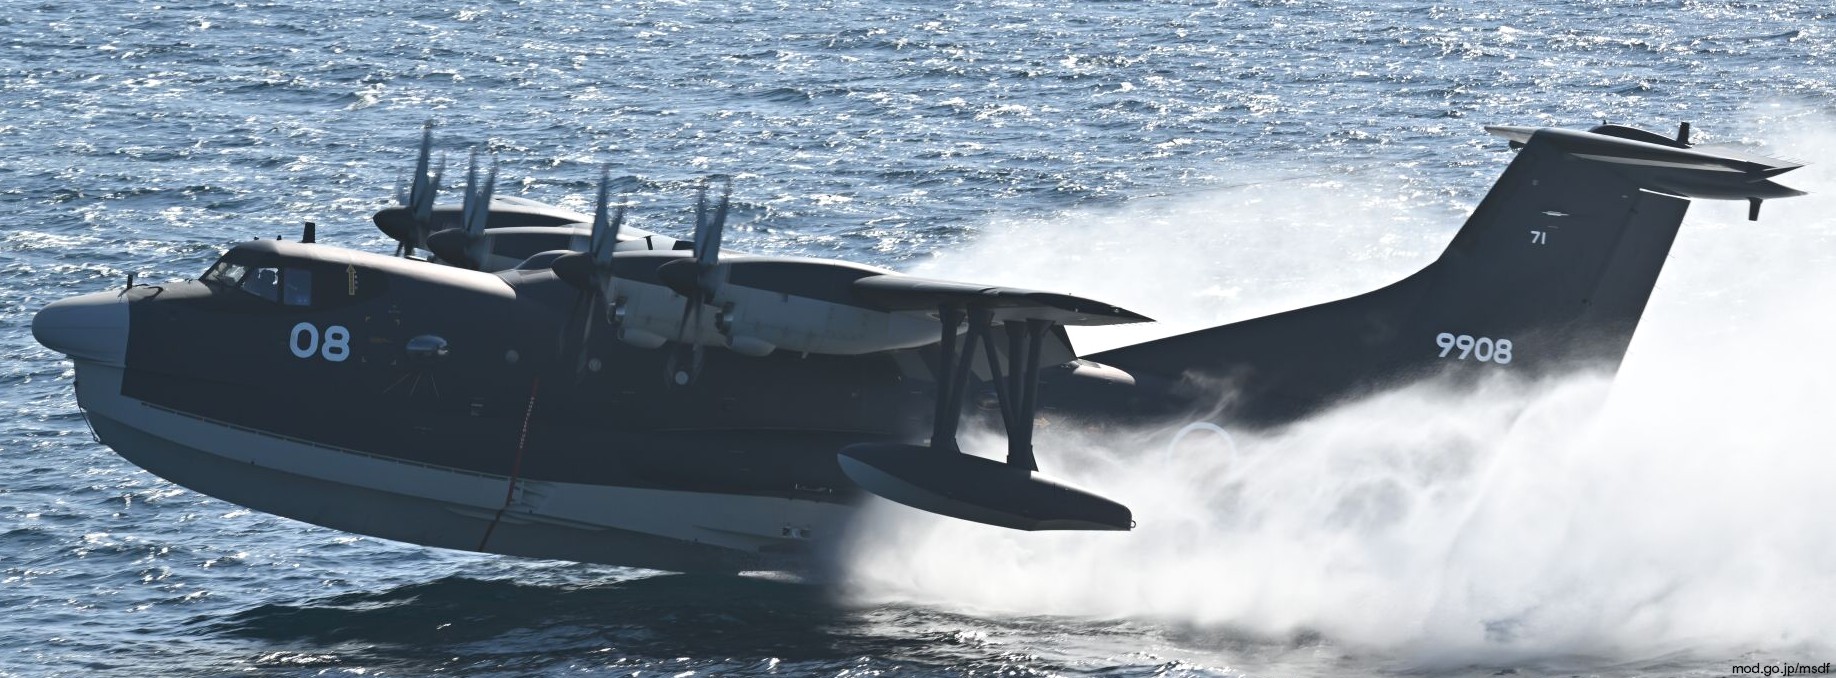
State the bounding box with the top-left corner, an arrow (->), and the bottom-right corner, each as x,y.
1435,332 -> 1512,364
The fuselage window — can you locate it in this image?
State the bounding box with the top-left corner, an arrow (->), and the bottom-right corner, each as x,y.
282,268 -> 313,306
243,267 -> 280,302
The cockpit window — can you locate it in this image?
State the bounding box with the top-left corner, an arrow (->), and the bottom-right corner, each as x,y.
204,253 -> 367,307
204,258 -> 287,302
282,268 -> 312,306
203,260 -> 248,287
243,267 -> 281,302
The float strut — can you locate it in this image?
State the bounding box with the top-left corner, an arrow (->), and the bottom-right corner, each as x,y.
974,308 -> 1014,433
931,305 -> 965,452
1012,320 -> 1047,471
932,309 -> 1045,473
943,311 -> 984,444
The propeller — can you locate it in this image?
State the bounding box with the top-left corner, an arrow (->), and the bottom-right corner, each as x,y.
378,121 -> 446,257
552,168 -> 630,376
657,175 -> 733,386
424,148 -> 497,269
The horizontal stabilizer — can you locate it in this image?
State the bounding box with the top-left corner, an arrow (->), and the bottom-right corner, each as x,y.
1691,144 -> 1805,174
1483,125 -> 1805,203
853,274 -> 1152,326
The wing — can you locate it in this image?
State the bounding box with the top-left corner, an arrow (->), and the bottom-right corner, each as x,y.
851,274 -> 1152,326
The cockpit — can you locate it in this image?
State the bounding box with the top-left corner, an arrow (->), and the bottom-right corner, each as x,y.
200,240 -> 398,309
202,259 -> 315,306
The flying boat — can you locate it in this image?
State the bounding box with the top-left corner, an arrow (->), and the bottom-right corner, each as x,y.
32,122 -> 1805,573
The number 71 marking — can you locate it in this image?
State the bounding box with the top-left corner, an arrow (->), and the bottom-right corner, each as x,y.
1530,230 -> 1548,245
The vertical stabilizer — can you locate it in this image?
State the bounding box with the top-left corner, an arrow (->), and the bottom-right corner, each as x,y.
1087,124 -> 1806,425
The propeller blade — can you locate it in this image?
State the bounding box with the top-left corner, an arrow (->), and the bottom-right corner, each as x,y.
405,152 -> 447,257
459,148 -> 496,239
665,298 -> 708,386
589,167 -> 621,266
690,177 -> 711,254
596,202 -> 626,306
587,168 -> 628,308
556,169 -> 629,289
688,175 -> 731,269
422,153 -> 446,224
701,175 -> 730,269
661,175 -> 737,387
408,121 -> 439,224
557,167 -> 638,379
383,121 -> 443,258
478,161 -> 497,231
452,149 -> 497,268
459,149 -> 478,232
573,286 -> 602,377
700,175 -> 732,294
689,337 -> 707,383
673,294 -> 698,343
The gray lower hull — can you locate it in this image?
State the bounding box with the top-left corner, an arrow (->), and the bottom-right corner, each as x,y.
87,412 -> 762,573
74,363 -> 850,574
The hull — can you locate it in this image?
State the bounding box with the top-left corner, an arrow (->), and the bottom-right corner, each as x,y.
74,361 -> 853,574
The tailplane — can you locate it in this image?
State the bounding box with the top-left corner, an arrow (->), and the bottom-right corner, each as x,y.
1087,123 -> 1806,425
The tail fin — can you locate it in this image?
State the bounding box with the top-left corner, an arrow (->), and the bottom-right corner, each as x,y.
1087,123 -> 1806,425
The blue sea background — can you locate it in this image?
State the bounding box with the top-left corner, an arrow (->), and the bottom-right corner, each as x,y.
4,1 -> 1835,676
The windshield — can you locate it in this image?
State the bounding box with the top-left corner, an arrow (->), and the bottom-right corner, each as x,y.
200,258 -> 293,303
202,259 -> 248,287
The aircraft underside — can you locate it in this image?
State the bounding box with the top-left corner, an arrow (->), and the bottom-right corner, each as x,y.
76,361 -> 853,573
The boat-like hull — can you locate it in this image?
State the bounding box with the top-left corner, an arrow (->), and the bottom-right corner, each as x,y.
74,361 -> 851,574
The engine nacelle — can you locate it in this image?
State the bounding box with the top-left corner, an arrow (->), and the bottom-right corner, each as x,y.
606,277 -> 945,357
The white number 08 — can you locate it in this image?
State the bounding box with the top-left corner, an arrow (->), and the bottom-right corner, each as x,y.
290,322 -> 351,362
1435,332 -> 1512,364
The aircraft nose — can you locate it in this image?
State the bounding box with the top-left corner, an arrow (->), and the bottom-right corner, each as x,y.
33,291 -> 130,367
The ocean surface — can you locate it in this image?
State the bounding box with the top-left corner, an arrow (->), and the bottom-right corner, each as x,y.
4,1 -> 1835,676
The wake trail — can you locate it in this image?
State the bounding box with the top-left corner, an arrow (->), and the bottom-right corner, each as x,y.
834,113 -> 1836,667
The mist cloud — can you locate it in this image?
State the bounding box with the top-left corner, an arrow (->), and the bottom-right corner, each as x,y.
835,115 -> 1836,668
